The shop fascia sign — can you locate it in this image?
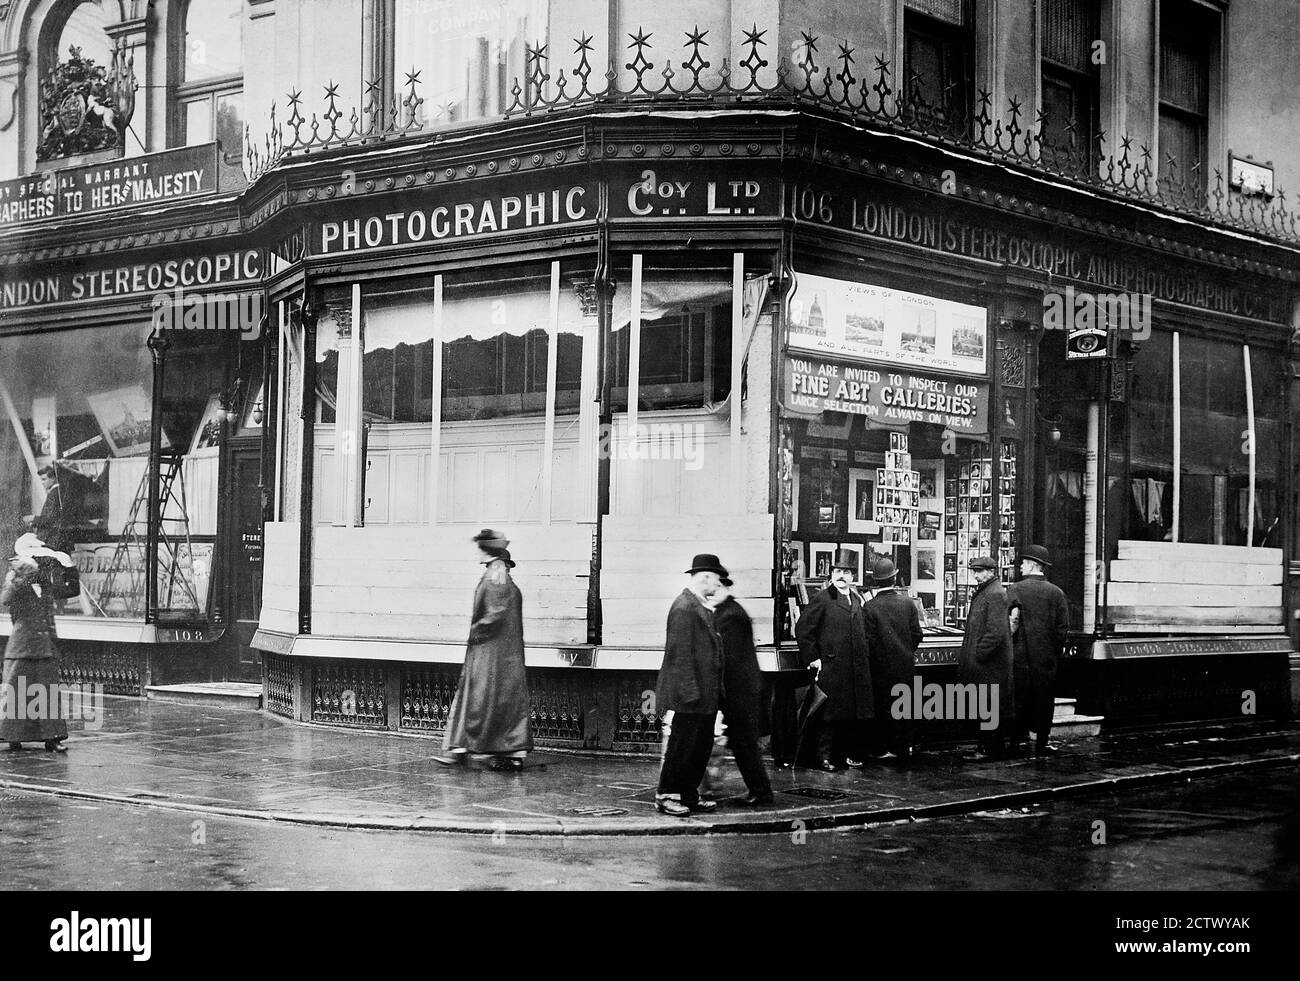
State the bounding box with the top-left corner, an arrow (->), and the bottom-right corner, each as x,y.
783,355 -> 989,434
0,143 -> 219,229
0,248 -> 262,315
610,167 -> 777,218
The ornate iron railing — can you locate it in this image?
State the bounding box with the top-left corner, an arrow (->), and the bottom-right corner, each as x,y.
244,25 -> 1300,247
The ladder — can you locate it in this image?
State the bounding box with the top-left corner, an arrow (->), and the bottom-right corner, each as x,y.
97,451 -> 201,617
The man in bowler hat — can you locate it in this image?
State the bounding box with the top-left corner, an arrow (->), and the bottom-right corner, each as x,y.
1006,545 -> 1070,757
863,557 -> 923,761
958,555 -> 1014,761
655,554 -> 727,816
795,548 -> 874,770
711,575 -> 774,805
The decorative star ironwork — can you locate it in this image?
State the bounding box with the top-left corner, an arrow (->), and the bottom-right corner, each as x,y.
574,32 -> 594,55
628,28 -> 653,49
686,26 -> 708,48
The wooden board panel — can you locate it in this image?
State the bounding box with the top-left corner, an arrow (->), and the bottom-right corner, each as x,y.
259,610 -> 298,634
600,571 -> 773,600
602,514 -> 775,542
1108,606 -> 1283,626
312,557 -> 588,585
601,540 -> 773,572
312,585 -> 587,616
314,524 -> 594,559
1105,623 -> 1282,635
1109,559 -> 1282,586
311,612 -> 585,644
1107,582 -> 1282,609
604,616 -> 777,648
1116,541 -> 1282,565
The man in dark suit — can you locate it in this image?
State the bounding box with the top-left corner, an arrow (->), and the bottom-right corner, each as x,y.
655,553 -> 727,817
794,549 -> 874,771
958,555 -> 1014,761
712,576 -> 773,805
1006,544 -> 1070,757
863,558 -> 923,761
25,465 -> 77,556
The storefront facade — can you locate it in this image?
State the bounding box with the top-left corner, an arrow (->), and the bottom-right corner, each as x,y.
2,4 -> 1298,744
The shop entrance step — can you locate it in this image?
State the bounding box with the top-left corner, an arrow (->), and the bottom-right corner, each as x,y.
144,683 -> 263,710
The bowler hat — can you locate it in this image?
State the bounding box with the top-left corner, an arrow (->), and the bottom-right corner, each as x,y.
1017,544 -> 1053,567
968,555 -> 997,571
831,548 -> 858,571
685,553 -> 728,577
472,528 -> 510,550
871,558 -> 898,582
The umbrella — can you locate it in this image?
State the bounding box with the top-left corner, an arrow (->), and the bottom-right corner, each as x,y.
793,673 -> 828,766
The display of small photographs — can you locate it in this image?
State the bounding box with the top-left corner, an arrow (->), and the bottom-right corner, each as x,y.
890,432 -> 907,451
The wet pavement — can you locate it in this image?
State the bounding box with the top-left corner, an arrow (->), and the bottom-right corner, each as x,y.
1,768 -> 1296,889
0,697 -> 1296,836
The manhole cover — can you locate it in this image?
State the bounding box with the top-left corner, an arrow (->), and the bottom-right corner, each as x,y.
569,806 -> 628,817
781,787 -> 851,802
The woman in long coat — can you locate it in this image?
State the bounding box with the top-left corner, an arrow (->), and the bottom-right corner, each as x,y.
1,556 -> 68,751
436,532 -> 532,772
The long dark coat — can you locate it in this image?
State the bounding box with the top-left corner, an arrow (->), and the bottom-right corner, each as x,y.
714,596 -> 768,735
656,588 -> 724,716
864,588 -> 923,718
1006,575 -> 1069,731
0,576 -> 68,743
794,585 -> 874,721
443,565 -> 533,755
957,577 -> 1015,723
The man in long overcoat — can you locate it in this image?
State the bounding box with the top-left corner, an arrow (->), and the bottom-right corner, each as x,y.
957,555 -> 1014,761
654,553 -> 727,816
863,557 -> 923,761
794,549 -> 874,770
712,576 -> 773,805
1006,544 -> 1070,757
436,531 -> 532,772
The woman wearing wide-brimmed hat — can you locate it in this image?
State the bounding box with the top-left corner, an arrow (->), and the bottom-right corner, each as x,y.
435,530 -> 533,772
0,547 -> 70,752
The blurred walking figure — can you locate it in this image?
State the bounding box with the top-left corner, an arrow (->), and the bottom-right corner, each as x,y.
1006,545 -> 1069,758
1,534 -> 78,752
711,576 -> 774,806
794,548 -> 874,770
863,558 -> 923,762
958,556 -> 1015,762
655,554 -> 727,817
435,529 -> 533,772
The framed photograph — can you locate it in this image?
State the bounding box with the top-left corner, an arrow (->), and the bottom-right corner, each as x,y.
86,384 -> 169,457
189,394 -> 226,455
918,467 -> 937,499
806,413 -> 854,441
945,514 -> 957,532
944,533 -> 957,552
890,431 -> 906,451
918,511 -> 940,540
944,572 -> 956,589
848,469 -> 879,534
809,542 -> 836,581
916,550 -> 936,580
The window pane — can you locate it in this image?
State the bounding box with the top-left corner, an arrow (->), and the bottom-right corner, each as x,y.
185,0 -> 243,81
394,0 -> 546,125
362,287 -> 437,423
56,2 -> 112,67
1127,331 -> 1174,541
905,0 -> 966,26
215,91 -> 243,159
1043,0 -> 1098,71
1180,336 -> 1247,544
185,98 -> 211,145
0,324 -> 162,618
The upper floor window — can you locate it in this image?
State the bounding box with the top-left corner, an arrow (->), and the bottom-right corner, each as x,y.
903,0 -> 974,134
389,0 -> 546,127
1040,0 -> 1100,176
1158,0 -> 1216,192
175,0 -> 243,163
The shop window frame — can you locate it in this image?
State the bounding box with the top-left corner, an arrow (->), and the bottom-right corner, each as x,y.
170,0 -> 244,163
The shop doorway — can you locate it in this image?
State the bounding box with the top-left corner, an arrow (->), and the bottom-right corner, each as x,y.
227,442 -> 265,681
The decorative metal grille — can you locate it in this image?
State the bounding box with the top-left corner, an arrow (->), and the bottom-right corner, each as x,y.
614,673 -> 662,747
998,336 -> 1027,389
265,653 -> 294,718
399,665 -> 458,733
529,671 -> 587,743
60,646 -> 142,696
241,24 -> 1299,247
311,660 -> 388,728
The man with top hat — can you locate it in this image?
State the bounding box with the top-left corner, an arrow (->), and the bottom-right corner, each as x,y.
654,553 -> 728,816
863,557 -> 923,761
794,548 -> 874,771
958,555 -> 1015,761
710,573 -> 774,806
436,529 -> 533,772
1006,545 -> 1070,757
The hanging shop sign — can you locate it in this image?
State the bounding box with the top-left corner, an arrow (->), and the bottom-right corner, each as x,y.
312,176 -> 595,256
0,143 -> 219,228
0,249 -> 262,315
783,355 -> 989,434
611,167 -> 779,219
785,178 -> 1289,324
788,273 -> 989,376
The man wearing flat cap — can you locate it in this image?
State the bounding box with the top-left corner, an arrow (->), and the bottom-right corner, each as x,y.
1006,545 -> 1069,757
863,557 -> 923,761
795,548 -> 874,770
958,555 -> 1014,761
654,553 -> 728,816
